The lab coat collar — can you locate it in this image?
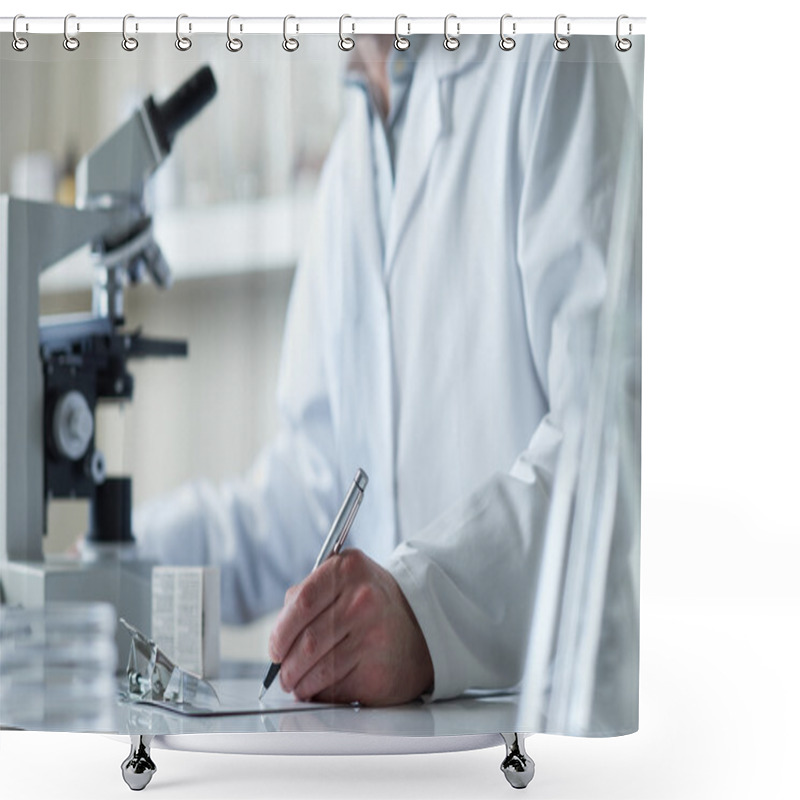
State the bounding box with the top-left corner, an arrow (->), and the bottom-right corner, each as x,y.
383,35 -> 486,278
342,34 -> 486,84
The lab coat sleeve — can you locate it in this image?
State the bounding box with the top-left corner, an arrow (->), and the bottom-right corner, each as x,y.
133,154 -> 345,625
386,41 -> 634,700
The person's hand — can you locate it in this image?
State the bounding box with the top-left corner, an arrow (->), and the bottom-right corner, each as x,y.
268,549 -> 434,706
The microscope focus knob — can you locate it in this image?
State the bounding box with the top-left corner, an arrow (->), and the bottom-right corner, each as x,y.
52,390 -> 94,461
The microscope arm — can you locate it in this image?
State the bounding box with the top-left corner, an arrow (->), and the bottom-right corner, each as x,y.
2,197 -> 141,277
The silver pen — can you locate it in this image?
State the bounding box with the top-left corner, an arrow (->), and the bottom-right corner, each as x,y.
258,468 -> 369,700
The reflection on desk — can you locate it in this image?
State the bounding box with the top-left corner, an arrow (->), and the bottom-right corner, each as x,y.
1,659 -> 521,745
117,662 -> 521,740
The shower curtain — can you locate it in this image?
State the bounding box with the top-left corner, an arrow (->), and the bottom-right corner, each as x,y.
0,24 -> 644,741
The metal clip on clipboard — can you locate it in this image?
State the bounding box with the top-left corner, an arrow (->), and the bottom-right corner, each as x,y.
120,618 -> 220,708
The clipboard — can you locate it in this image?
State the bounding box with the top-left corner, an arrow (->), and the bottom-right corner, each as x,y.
130,677 -> 339,717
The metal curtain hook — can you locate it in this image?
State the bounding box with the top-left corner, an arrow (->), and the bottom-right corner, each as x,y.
554,14 -> 570,51
615,14 -> 632,52
122,14 -> 139,51
283,15 -> 299,52
394,14 -> 410,51
499,14 -> 516,51
12,14 -> 29,52
443,14 -> 460,51
227,15 -> 243,52
176,14 -> 192,51
338,14 -> 355,51
63,13 -> 80,51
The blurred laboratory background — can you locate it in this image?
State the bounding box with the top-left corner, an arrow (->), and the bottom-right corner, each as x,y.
0,35 -> 345,656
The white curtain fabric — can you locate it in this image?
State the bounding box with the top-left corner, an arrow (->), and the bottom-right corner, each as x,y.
1,31 -> 643,737
519,110 -> 642,735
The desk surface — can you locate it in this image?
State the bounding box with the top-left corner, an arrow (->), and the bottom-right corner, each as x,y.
2,661 -> 522,740
120,664 -> 521,739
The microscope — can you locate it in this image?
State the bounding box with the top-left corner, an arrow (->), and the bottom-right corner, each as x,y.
1,66 -> 217,666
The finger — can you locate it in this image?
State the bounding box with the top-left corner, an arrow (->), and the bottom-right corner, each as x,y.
311,663 -> 362,705
269,557 -> 344,663
279,594 -> 354,693
291,634 -> 361,701
283,583 -> 300,606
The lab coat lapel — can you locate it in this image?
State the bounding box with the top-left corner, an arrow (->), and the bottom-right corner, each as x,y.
384,36 -> 486,278
336,84 -> 398,556
384,72 -> 441,275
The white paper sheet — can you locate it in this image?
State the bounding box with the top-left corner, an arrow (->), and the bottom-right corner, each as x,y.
133,677 -> 339,717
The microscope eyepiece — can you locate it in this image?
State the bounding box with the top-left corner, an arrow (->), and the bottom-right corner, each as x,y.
146,65 -> 217,153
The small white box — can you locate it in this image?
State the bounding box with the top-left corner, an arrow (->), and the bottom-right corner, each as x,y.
151,567 -> 220,678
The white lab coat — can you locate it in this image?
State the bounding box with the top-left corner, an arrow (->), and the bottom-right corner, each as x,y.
136,35 -> 639,707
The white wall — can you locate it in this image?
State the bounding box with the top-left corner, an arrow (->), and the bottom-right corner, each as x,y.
0,33 -> 343,202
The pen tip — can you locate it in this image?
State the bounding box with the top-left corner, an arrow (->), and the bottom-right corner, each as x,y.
258,684 -> 266,701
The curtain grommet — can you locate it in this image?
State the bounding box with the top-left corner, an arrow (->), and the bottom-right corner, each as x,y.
499,14 -> 516,51
175,14 -> 192,51
615,15 -> 633,51
12,14 -> 29,52
554,14 -> 570,51
63,13 -> 80,51
121,14 -> 139,51
283,15 -> 299,52
443,14 -> 460,51
226,15 -> 243,52
394,15 -> 410,51
338,14 -> 355,51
